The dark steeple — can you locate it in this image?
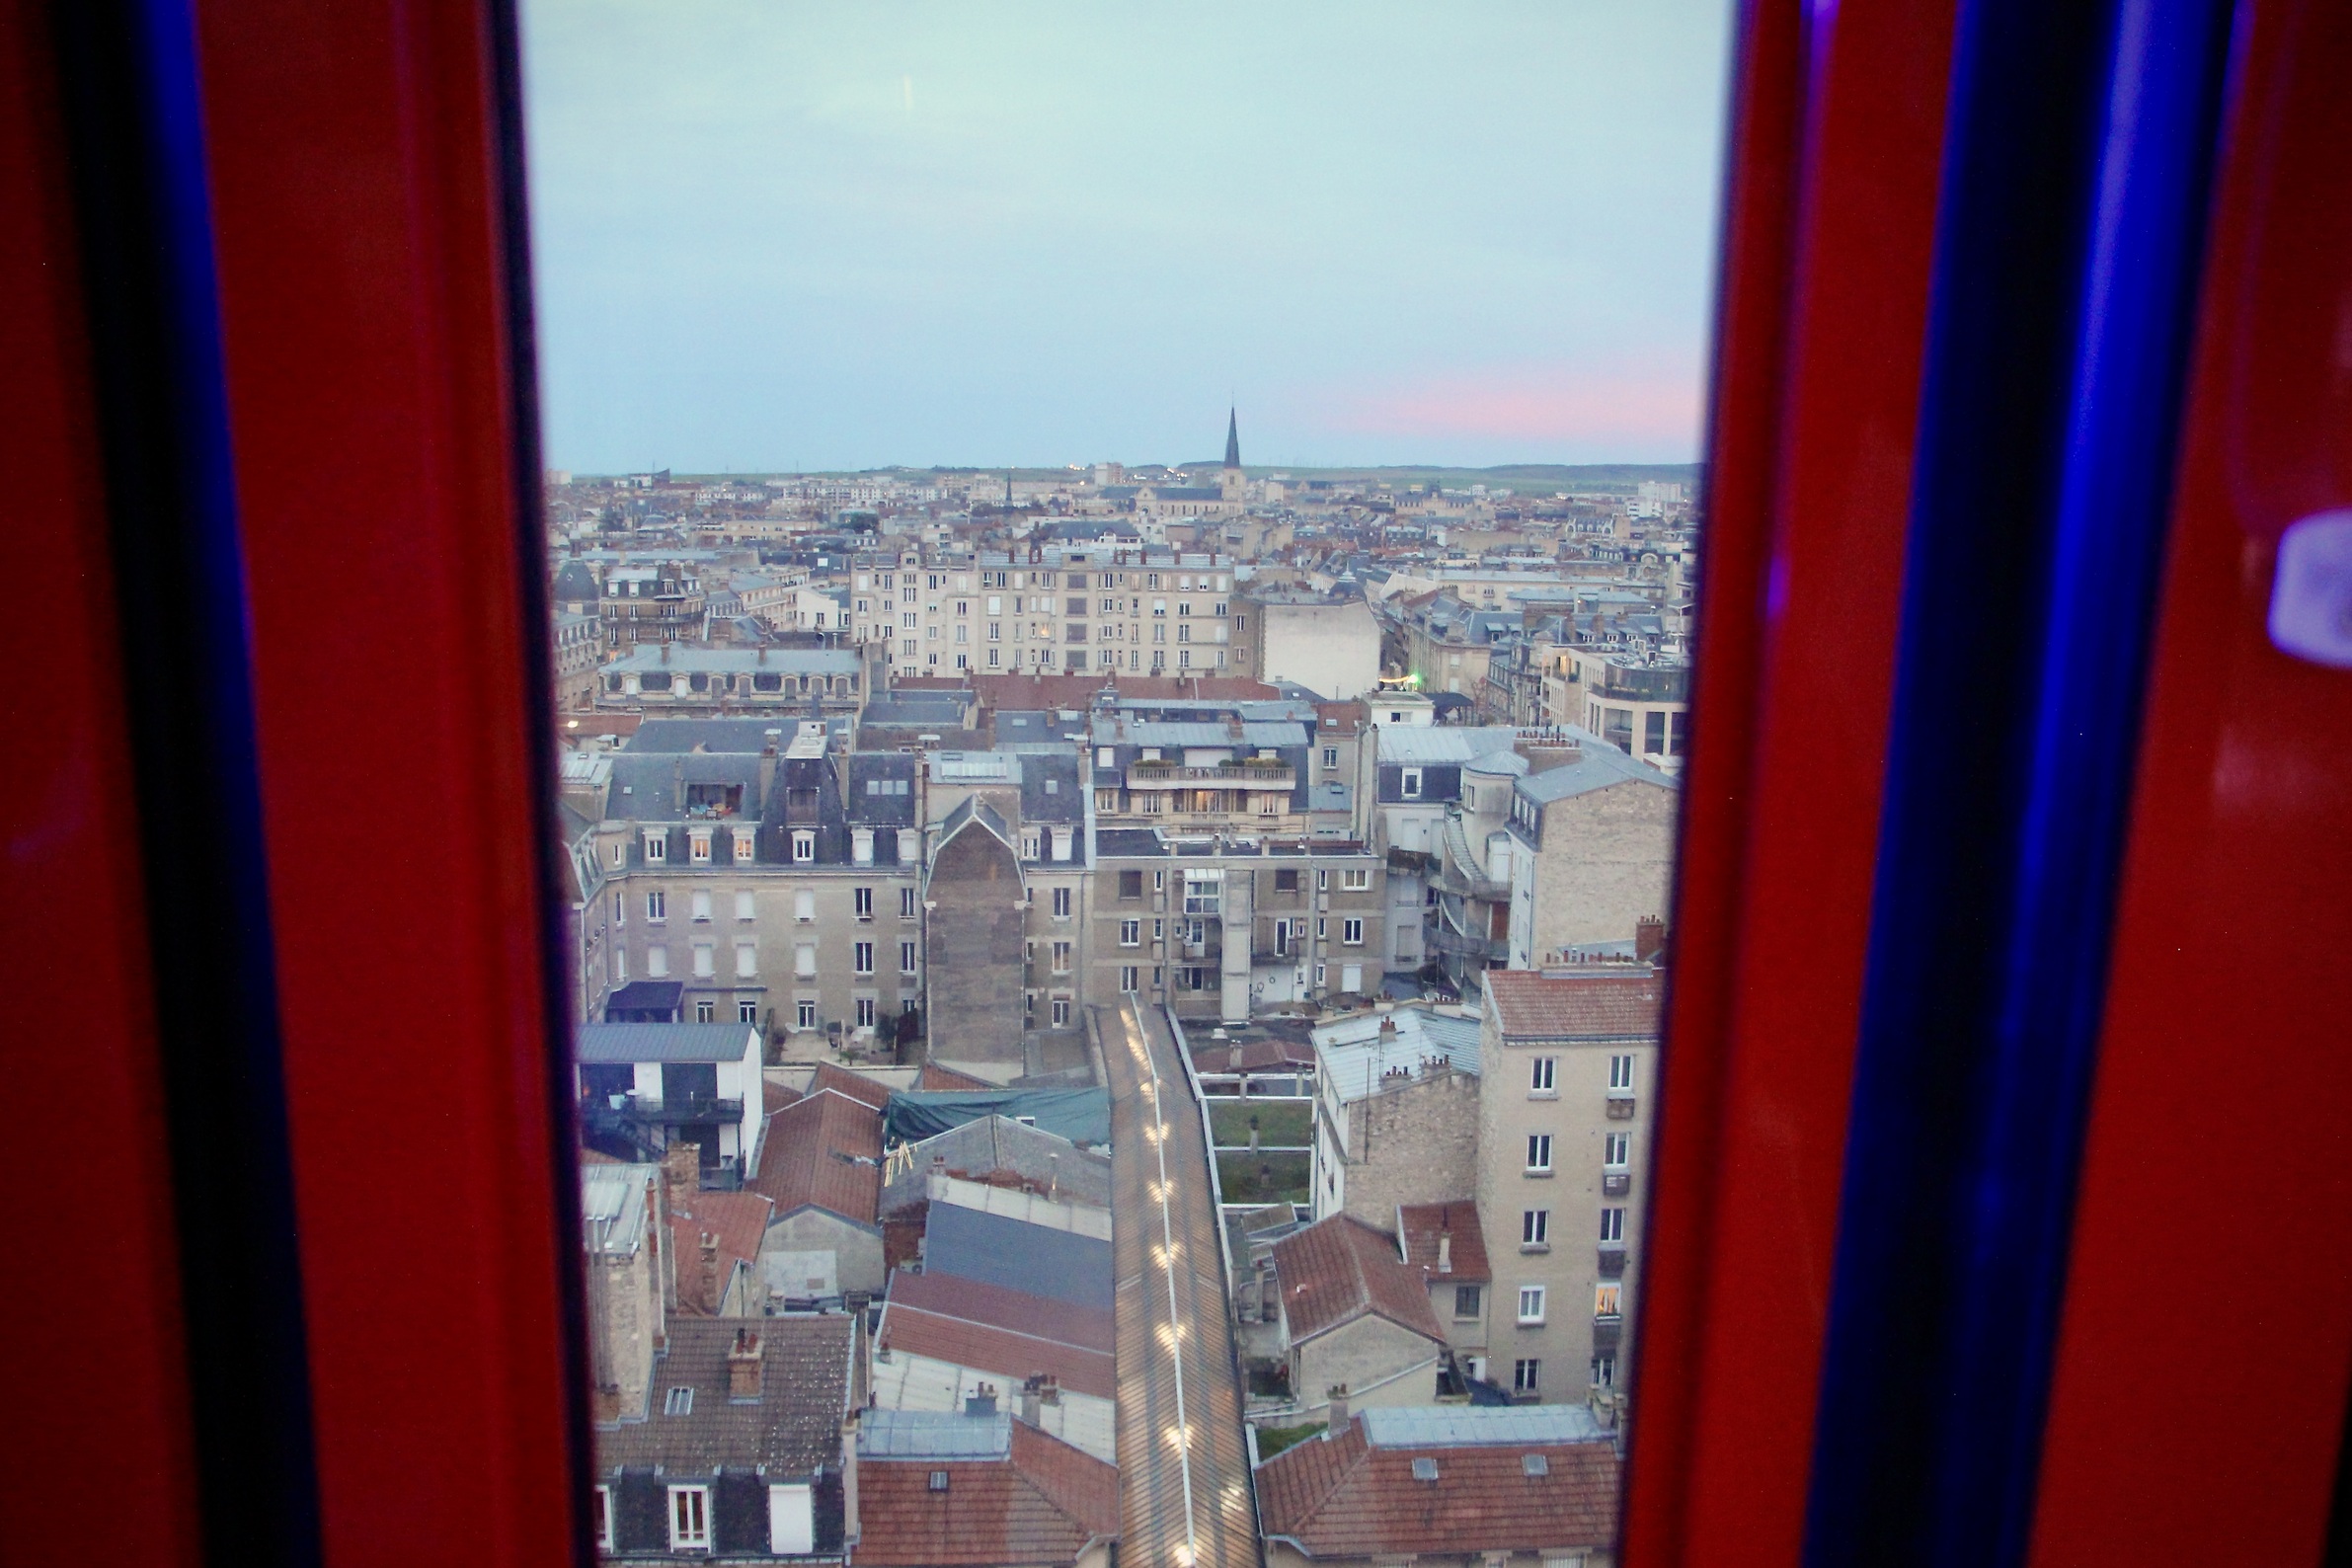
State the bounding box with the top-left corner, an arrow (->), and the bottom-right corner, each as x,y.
1223,407 -> 1241,470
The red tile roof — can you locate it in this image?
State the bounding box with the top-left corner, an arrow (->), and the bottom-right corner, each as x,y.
763,1079 -> 804,1117
1272,1215 -> 1447,1345
1484,969 -> 1666,1041
917,1061 -> 995,1093
853,1422 -> 1118,1566
749,1089 -> 883,1226
878,1301 -> 1118,1402
667,1191 -> 774,1316
1255,1418 -> 1619,1558
884,1269 -> 1115,1355
1396,1202 -> 1490,1287
810,1060 -> 894,1111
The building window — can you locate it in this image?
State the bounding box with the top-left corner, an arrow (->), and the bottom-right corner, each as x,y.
647,947 -> 669,978
794,890 -> 816,922
733,830 -> 754,864
645,832 -> 666,862
795,944 -> 817,979
1523,1210 -> 1549,1247
1052,996 -> 1071,1026
796,1000 -> 818,1031
1605,1133 -> 1630,1167
1601,1207 -> 1626,1244
1531,1057 -> 1556,1094
695,998 -> 715,1023
855,887 -> 873,920
691,890 -> 711,922
1321,745 -> 1339,769
739,999 -> 759,1024
736,891 -> 755,922
1052,940 -> 1072,973
1342,917 -> 1364,945
1514,1359 -> 1541,1395
1120,965 -> 1139,990
1341,867 -> 1371,891
1609,1054 -> 1635,1090
1401,767 -> 1422,799
689,833 -> 711,865
902,887 -> 918,919
854,941 -> 875,975
693,944 -> 716,979
735,943 -> 757,978
612,891 -> 626,926
898,940 -> 917,975
852,828 -> 874,866
1183,870 -> 1222,916
1053,887 -> 1071,918
1517,1286 -> 1546,1325
1526,1134 -> 1553,1172
1120,919 -> 1140,947
646,890 -> 666,923
1453,1285 -> 1482,1320
1021,828 -> 1042,860
592,1485 -> 613,1550
856,996 -> 877,1028
1592,1353 -> 1618,1388
668,1484 -> 710,1550
1596,1282 -> 1623,1318
793,829 -> 816,863
1274,867 -> 1299,893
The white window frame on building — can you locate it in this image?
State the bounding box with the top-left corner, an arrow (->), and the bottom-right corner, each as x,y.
1518,1286 -> 1547,1325
667,1484 -> 710,1551
1527,1134 -> 1553,1172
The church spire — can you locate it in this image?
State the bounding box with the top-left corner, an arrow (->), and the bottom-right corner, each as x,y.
1223,407 -> 1241,471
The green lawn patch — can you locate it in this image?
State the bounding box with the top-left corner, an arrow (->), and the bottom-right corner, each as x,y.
1255,1422 -> 1326,1459
1216,1149 -> 1310,1205
1208,1099 -> 1312,1149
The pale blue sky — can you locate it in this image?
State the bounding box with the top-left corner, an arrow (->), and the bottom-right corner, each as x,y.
518,1 -> 1734,474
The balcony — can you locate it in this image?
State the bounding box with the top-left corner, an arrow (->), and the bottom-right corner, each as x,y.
1597,1243 -> 1626,1280
1606,1093 -> 1637,1120
1127,760 -> 1295,791
1602,1172 -> 1632,1197
585,1092 -> 744,1127
1426,920 -> 1509,964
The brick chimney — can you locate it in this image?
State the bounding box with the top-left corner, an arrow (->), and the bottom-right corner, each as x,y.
841,1412 -> 861,1549
1634,915 -> 1668,964
728,1326 -> 764,1400
1324,1384 -> 1350,1436
663,1144 -> 699,1213
1019,1374 -> 1044,1428
698,1230 -> 722,1315
1437,1229 -> 1452,1274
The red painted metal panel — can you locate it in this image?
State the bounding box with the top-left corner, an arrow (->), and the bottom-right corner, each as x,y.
2028,4 -> 2352,1563
1625,0 -> 1955,1562
0,4 -> 203,1562
188,2 -> 582,1564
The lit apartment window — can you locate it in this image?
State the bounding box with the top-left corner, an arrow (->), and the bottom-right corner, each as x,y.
667,1484 -> 710,1550
854,942 -> 874,976
1604,1133 -> 1630,1168
646,890 -> 666,922
1526,1134 -> 1553,1172
854,887 -> 873,920
691,890 -> 711,922
1596,1283 -> 1623,1319
736,891 -> 754,922
689,832 -> 711,865
900,941 -> 916,976
732,831 -> 754,864
1531,1058 -> 1557,1094
1523,1210 -> 1549,1248
1518,1286 -> 1547,1324
793,830 -> 815,863
1601,1208 -> 1626,1244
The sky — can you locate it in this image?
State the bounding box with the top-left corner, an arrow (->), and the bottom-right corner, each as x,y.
518,1 -> 1735,474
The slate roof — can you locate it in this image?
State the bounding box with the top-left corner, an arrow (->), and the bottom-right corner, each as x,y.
921,1204 -> 1114,1312
593,1316 -> 852,1476
1272,1214 -> 1448,1346
882,1269 -> 1116,1356
1396,1202 -> 1491,1288
854,1419 -> 1119,1567
1254,1409 -> 1618,1559
626,718 -> 794,753
1483,970 -> 1666,1042
577,1021 -> 757,1064
749,1090 -> 884,1227
1513,739 -> 1677,805
1373,725 -> 1523,764
607,645 -> 862,674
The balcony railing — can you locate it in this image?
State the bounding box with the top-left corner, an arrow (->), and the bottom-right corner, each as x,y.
1127,761 -> 1296,790
1426,921 -> 1509,964
584,1092 -> 744,1126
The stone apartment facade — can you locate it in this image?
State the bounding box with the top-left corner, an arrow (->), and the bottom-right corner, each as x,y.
1308,1008 -> 1483,1223
1476,968 -> 1664,1407
1506,745 -> 1679,967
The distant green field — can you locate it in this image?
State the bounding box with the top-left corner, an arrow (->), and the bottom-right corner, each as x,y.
1216,1149 -> 1311,1206
1208,1100 -> 1312,1149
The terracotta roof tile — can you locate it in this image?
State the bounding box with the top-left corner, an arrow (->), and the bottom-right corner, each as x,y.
917,1061 -> 995,1093
667,1191 -> 774,1316
750,1089 -> 883,1226
1484,969 -> 1665,1041
810,1061 -> 894,1111
883,1269 -> 1115,1355
1255,1417 -> 1619,1558
763,1078 -> 805,1117
1396,1202 -> 1490,1287
853,1423 -> 1118,1566
878,1302 -> 1117,1402
1272,1214 -> 1447,1345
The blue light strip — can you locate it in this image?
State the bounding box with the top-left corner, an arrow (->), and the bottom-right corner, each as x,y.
1803,1 -> 2236,1564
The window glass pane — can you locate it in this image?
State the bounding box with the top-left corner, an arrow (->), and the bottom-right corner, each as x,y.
530,1 -> 1727,1554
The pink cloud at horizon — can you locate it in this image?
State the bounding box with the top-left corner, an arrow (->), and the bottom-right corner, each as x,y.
1304,364 -> 1705,455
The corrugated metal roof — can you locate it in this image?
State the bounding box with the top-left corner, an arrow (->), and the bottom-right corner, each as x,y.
1361,1403 -> 1609,1449
576,1021 -> 758,1064
859,1409 -> 1011,1459
582,1163 -> 655,1253
1374,726 -> 1523,764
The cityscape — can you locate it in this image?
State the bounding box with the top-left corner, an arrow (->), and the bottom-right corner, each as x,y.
554,414 -> 1697,1565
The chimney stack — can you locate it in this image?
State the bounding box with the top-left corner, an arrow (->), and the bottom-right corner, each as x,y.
1635,915 -> 1668,964
663,1143 -> 700,1215
728,1327 -> 764,1400
699,1231 -> 722,1314
1324,1384 -> 1350,1436
1019,1374 -> 1044,1428
1437,1230 -> 1452,1274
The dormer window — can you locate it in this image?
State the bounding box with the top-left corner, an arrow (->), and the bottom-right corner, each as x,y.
793,830 -> 815,863
898,828 -> 919,864
733,831 -> 755,864
852,828 -> 874,866
1021,828 -> 1043,860
1401,767 -> 1423,799
688,828 -> 713,864
644,830 -> 667,862
1051,827 -> 1073,862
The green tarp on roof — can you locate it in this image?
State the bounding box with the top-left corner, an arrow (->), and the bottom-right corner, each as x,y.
883,1088 -> 1111,1148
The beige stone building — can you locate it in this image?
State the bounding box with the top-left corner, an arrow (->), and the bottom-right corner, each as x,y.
1504,741 -> 1679,970
1307,1007 -> 1483,1222
1244,588 -> 1382,700
1476,968 -> 1665,1405
581,1161 -> 668,1424
1271,1215 -> 1452,1421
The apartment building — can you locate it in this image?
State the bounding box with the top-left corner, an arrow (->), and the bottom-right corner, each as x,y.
569,720 -> 925,1050
1556,649 -> 1692,771
1476,968 -> 1665,1407
1504,742 -> 1679,967
595,645 -> 866,716
1242,586 -> 1381,700
555,608 -> 602,710
1363,723 -> 1524,974
840,546 -> 1240,678
1089,830 -> 1385,1021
